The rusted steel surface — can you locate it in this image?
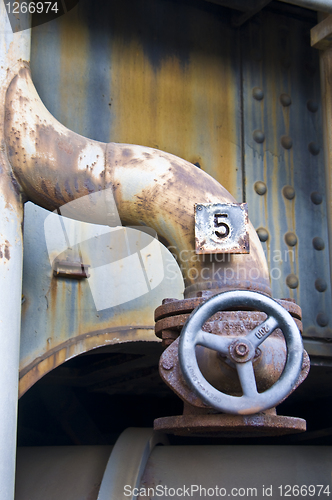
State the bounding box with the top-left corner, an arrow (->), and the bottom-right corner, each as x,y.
154,293 -> 308,435
242,11 -> 332,342
155,295 -> 302,320
5,68 -> 271,297
155,296 -> 303,339
30,0 -> 242,200
154,413 -> 306,437
158,328 -> 308,408
19,202 -> 184,397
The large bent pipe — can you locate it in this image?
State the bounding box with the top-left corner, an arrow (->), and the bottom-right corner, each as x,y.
5,66 -> 270,297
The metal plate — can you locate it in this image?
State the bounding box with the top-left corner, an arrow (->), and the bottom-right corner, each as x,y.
195,203 -> 249,254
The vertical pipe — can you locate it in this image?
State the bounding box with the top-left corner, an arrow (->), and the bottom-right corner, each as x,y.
0,4 -> 30,499
0,184 -> 24,500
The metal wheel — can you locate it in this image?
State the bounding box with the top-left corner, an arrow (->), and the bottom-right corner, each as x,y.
178,290 -> 303,415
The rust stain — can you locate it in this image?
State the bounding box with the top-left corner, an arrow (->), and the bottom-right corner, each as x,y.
4,240 -> 10,260
18,326 -> 156,397
58,8 -> 88,129
109,27 -> 239,198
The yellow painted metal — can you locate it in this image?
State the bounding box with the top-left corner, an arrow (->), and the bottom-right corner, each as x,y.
109,40 -> 240,197
31,1 -> 242,200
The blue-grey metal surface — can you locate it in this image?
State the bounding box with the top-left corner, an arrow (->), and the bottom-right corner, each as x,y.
242,11 -> 332,346
20,202 -> 184,395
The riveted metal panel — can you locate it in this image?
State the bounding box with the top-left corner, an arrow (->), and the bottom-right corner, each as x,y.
242,11 -> 332,344
30,0 -> 242,200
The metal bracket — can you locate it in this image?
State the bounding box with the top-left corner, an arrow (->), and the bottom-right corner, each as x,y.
195,203 -> 249,254
53,260 -> 90,279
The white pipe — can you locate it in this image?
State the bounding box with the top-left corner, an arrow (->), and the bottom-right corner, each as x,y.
0,4 -> 31,499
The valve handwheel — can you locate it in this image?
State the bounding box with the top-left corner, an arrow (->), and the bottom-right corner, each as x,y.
178,290 -> 304,415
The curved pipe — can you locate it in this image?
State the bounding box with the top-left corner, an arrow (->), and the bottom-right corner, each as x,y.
5,66 -> 270,296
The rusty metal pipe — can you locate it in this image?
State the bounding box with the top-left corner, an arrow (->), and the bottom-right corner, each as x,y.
4,68 -> 270,296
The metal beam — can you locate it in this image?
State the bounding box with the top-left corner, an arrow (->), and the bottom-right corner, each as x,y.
277,0 -> 332,14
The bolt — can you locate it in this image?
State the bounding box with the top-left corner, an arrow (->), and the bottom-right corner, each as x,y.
280,93 -> 292,107
162,358 -> 174,370
254,347 -> 262,359
313,237 -> 325,251
282,185 -> 295,200
285,232 -> 297,247
281,135 -> 293,149
256,227 -> 269,242
315,278 -> 327,293
316,312 -> 329,327
197,205 -> 202,211
307,100 -> 318,113
308,142 -> 320,156
253,130 -> 265,144
254,181 -> 267,195
310,191 -> 323,205
286,273 -> 299,289
252,87 -> 264,101
235,342 -> 249,357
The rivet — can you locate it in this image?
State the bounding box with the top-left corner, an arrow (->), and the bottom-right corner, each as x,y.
282,185 -> 295,200
197,205 -> 203,211
256,227 -> 269,242
308,142 -> 320,155
285,232 -> 297,246
315,278 -> 327,292
254,181 -> 267,195
253,130 -> 265,143
252,87 -> 264,101
162,358 -> 174,370
286,274 -> 299,289
317,312 -> 329,327
280,93 -> 292,106
313,237 -> 325,250
307,99 -> 318,113
281,135 -> 293,149
310,191 -> 323,205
